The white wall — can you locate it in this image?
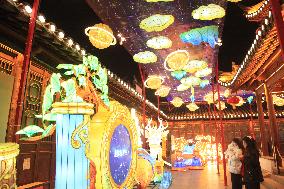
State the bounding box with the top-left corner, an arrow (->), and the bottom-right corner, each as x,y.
0,72 -> 14,142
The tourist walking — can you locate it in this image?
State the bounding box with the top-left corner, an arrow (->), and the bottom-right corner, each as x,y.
225,138 -> 244,189
242,136 -> 264,189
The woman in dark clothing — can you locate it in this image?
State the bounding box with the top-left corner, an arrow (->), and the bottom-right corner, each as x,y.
242,136 -> 264,189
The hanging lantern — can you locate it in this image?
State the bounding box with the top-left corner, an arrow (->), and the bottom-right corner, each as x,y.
200,79 -> 210,88
171,70 -> 187,80
181,76 -> 201,87
164,50 -> 189,71
144,75 -> 164,89
186,103 -> 199,111
195,68 -> 212,78
140,14 -> 175,32
85,23 -> 117,49
155,85 -> 171,97
177,83 -> 190,92
215,101 -> 226,110
272,95 -> 284,106
146,36 -> 172,49
204,92 -> 218,104
223,89 -> 231,98
247,96 -> 254,104
133,51 -> 157,64
171,97 -> 183,107
183,60 -> 208,73
236,96 -> 244,107
227,96 -> 240,109
192,4 -> 225,21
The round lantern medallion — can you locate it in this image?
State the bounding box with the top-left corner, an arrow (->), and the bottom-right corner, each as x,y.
109,124 -> 132,186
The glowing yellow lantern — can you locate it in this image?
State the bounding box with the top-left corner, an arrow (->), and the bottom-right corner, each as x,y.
273,95 -> 284,106
181,76 -> 201,87
183,60 -> 208,73
204,92 -> 218,104
140,14 -> 174,32
144,75 -> 164,89
192,4 -> 226,21
224,89 -> 231,98
236,96 -> 244,107
215,101 -> 226,110
146,36 -> 172,49
133,51 -> 157,64
227,0 -> 242,2
195,67 -> 212,77
177,83 -> 190,92
186,103 -> 199,111
171,97 -> 183,107
164,50 -> 189,71
155,85 -> 171,97
85,23 -> 117,49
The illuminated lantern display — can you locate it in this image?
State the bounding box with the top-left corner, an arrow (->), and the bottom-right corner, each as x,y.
144,75 -> 164,89
227,96 -> 240,109
215,101 -> 226,110
136,149 -> 155,188
0,143 -> 19,188
236,96 -> 244,107
181,76 -> 201,87
227,0 -> 242,2
192,4 -> 225,20
133,51 -> 157,64
186,103 -> 199,111
89,101 -> 138,188
145,119 -> 169,159
177,83 -> 190,92
195,67 -> 212,77
247,96 -> 254,104
224,89 -> 231,98
199,79 -> 210,88
183,60 -> 208,73
139,14 -> 175,32
155,85 -> 171,97
146,36 -> 172,49
164,50 -> 189,71
171,70 -> 187,80
85,23 -> 117,49
204,92 -> 218,104
171,97 -> 184,107
52,102 -> 95,189
180,25 -> 219,48
131,109 -> 143,147
272,95 -> 284,106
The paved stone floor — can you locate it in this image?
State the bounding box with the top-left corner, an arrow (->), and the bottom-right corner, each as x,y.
171,164 -> 231,189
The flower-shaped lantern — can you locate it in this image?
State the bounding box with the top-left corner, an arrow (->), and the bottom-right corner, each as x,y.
171,97 -> 184,107
164,50 -> 189,71
204,92 -> 218,104
144,75 -> 164,89
186,103 -> 199,111
155,85 -> 171,97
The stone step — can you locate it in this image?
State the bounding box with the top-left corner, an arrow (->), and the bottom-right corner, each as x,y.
261,177 -> 284,189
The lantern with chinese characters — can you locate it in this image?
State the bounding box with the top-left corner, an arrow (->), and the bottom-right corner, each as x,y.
85,23 -> 117,49
227,96 -> 240,109
144,75 -> 164,89
164,50 -> 189,71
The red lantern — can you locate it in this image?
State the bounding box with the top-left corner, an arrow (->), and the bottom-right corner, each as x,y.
227,96 -> 240,109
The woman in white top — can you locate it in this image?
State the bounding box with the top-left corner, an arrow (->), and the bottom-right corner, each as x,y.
225,138 -> 244,189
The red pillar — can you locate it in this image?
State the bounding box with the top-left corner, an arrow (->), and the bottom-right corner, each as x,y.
215,62 -> 227,186
249,103 -> 255,138
271,0 -> 284,60
212,82 -> 220,174
14,0 -> 41,142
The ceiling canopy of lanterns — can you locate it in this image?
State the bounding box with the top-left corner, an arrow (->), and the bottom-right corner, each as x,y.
86,0 -> 252,110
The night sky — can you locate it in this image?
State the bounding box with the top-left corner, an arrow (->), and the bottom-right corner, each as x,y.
24,0 -> 261,104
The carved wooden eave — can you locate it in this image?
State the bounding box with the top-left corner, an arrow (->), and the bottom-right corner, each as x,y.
231,25 -> 279,91
243,0 -> 270,22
